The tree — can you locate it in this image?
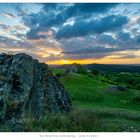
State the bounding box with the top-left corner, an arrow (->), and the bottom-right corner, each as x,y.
91,69 -> 100,76
77,65 -> 87,74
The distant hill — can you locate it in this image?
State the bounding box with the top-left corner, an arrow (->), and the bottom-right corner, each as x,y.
84,64 -> 140,73
55,63 -> 140,73
59,63 -> 87,74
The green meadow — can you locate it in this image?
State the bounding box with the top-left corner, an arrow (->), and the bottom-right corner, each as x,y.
45,68 -> 140,132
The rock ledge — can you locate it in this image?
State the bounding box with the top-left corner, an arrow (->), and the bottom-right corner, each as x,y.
0,53 -> 71,123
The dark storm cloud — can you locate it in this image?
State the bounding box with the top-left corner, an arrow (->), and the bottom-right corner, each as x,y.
23,11 -> 64,39
61,45 -> 140,60
26,27 -> 46,39
22,3 -> 119,40
42,3 -> 118,17
42,3 -> 61,11
58,31 -> 140,60
63,52 -> 111,60
45,3 -> 119,19
56,15 -> 128,39
116,31 -> 131,41
16,7 -> 27,16
65,3 -> 118,16
135,35 -> 140,43
62,46 -> 116,54
97,34 -> 117,46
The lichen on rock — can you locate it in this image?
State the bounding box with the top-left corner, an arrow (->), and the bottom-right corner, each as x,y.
0,53 -> 71,126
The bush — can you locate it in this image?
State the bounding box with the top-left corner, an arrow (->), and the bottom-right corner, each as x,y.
77,66 -> 87,74
135,83 -> 140,90
132,95 -> 140,105
87,73 -> 94,78
56,73 -> 63,78
91,69 -> 100,76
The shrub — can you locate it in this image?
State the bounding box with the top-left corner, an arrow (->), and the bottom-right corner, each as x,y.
56,73 -> 63,78
91,69 -> 100,76
135,83 -> 140,90
77,65 -> 87,74
132,95 -> 140,105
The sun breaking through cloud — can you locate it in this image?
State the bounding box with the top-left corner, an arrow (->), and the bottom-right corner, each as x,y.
0,3 -> 140,65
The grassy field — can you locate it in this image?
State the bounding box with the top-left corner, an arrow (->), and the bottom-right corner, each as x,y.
47,68 -> 140,132
60,73 -> 140,110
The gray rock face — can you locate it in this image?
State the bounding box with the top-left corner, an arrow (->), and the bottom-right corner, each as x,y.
0,53 -> 71,123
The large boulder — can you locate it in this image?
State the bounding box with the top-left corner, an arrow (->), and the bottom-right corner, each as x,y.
0,53 -> 71,123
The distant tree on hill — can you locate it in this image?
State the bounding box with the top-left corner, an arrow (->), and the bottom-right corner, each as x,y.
91,69 -> 100,76
56,73 -> 62,78
77,64 -> 87,74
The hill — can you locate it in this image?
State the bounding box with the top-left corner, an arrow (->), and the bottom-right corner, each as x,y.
56,63 -> 140,73
58,73 -> 140,131
59,63 -> 87,74
85,63 -> 140,73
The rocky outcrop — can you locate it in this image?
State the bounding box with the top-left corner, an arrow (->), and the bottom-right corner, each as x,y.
0,53 -> 71,124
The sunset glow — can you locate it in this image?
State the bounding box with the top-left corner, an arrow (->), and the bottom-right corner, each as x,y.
0,3 -> 140,65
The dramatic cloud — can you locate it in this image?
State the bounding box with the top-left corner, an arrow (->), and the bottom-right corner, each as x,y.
43,3 -> 118,13
23,3 -> 119,40
116,31 -> 131,42
16,7 -> 27,16
65,3 -> 118,14
56,15 -> 128,39
2,11 -> 16,19
0,3 -> 140,64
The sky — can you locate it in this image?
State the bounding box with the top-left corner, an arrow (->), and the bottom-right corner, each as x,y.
0,3 -> 140,65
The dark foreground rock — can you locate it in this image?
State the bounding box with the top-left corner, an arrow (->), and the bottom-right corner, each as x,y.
0,53 -> 71,131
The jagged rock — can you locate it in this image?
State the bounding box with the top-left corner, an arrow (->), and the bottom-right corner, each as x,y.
0,53 -> 71,124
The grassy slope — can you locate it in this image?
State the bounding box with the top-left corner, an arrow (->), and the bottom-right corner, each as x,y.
50,67 -> 65,75
57,72 -> 140,131
60,73 -> 140,110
